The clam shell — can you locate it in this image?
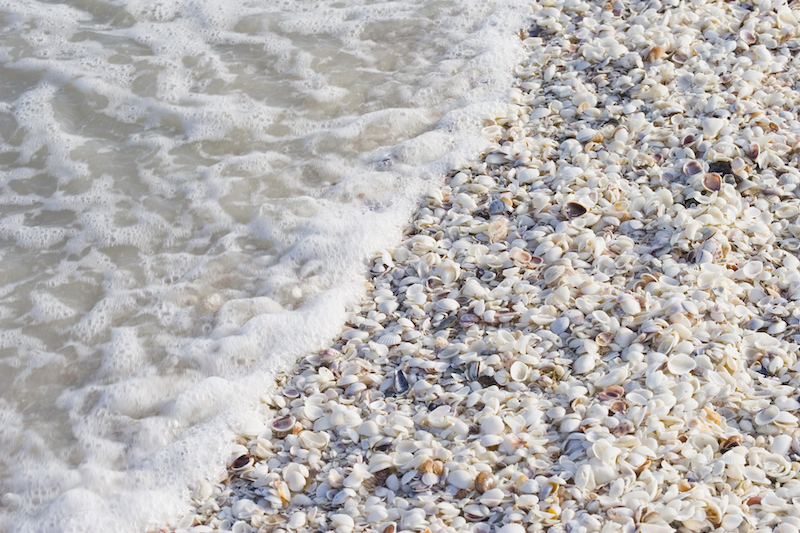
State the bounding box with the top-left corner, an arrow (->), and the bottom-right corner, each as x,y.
701,172 -> 721,192
563,201 -> 588,219
755,405 -> 781,426
271,415 -> 296,435
683,160 -> 704,176
666,354 -> 696,375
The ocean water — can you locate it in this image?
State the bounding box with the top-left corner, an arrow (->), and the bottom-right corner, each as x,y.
0,0 -> 530,531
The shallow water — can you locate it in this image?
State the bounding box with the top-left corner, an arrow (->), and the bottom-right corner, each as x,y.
0,0 -> 529,530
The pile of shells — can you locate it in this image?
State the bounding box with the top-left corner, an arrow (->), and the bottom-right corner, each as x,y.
168,1 -> 800,533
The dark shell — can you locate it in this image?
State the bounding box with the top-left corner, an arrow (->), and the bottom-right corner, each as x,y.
488,199 -> 507,215
394,369 -> 409,394
563,202 -> 587,219
682,160 -> 704,176
702,172 -> 722,192
598,385 -> 624,401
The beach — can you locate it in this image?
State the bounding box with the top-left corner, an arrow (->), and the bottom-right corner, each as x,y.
168,1 -> 800,533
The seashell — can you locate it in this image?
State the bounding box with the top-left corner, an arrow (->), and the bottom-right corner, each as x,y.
286,470 -> 307,492
481,415 -> 505,435
702,117 -> 725,139
488,199 -> 507,215
742,261 -> 763,279
229,452 -> 253,471
479,488 -> 505,507
666,354 -> 696,374
460,313 -> 480,328
510,248 -> 533,264
701,172 -> 721,192
755,405 -> 781,426
436,298 -> 460,312
447,469 -> 473,490
747,142 -> 759,160
595,331 -> 612,347
598,385 -> 624,401
377,333 -> 401,346
683,160 -> 704,176
440,260 -> 461,285
299,430 -> 330,449
487,218 -> 509,242
463,504 -> 487,521
272,415 -> 296,435
721,435 -> 741,452
740,29 -> 756,45
510,361 -> 529,382
731,156 -> 746,176
394,369 -> 409,394
475,471 -> 494,493
563,202 -> 587,219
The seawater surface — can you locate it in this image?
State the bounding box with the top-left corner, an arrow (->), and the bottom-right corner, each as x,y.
0,0 -> 530,531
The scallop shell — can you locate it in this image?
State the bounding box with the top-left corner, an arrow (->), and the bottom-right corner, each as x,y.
377,333 -> 402,346
487,218 -> 509,242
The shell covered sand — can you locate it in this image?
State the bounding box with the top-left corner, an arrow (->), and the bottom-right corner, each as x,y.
170,1 -> 800,532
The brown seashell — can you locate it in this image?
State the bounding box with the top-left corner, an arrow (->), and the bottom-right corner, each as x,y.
683,160 -> 704,176
563,202 -> 587,219
634,459 -> 651,475
704,406 -> 721,425
475,471 -> 495,493
610,401 -> 627,413
419,457 -> 434,474
747,142 -> 760,160
383,524 -> 396,533
432,460 -> 444,476
530,255 -> 543,265
769,122 -> 779,132
598,385 -> 625,401
721,435 -> 741,452
678,479 -> 692,492
230,454 -> 252,471
702,172 -> 721,192
745,495 -> 762,506
645,44 -> 666,62
682,133 -> 695,146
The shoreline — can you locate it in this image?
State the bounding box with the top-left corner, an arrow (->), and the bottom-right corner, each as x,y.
170,1 -> 800,533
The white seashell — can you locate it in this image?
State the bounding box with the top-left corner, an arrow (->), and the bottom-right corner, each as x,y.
436,298 -> 460,312
358,420 -> 381,437
496,525 -> 526,533
573,353 -> 597,374
742,261 -> 763,279
481,415 -> 505,435
510,361 -> 528,381
286,471 -> 306,492
447,469 -> 473,490
440,260 -> 461,285
232,498 -> 259,519
479,488 -> 505,507
666,354 -> 696,375
299,430 -> 329,449
288,512 -> 307,529
702,117 -> 725,139
480,434 -> 504,447
755,405 -> 781,425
